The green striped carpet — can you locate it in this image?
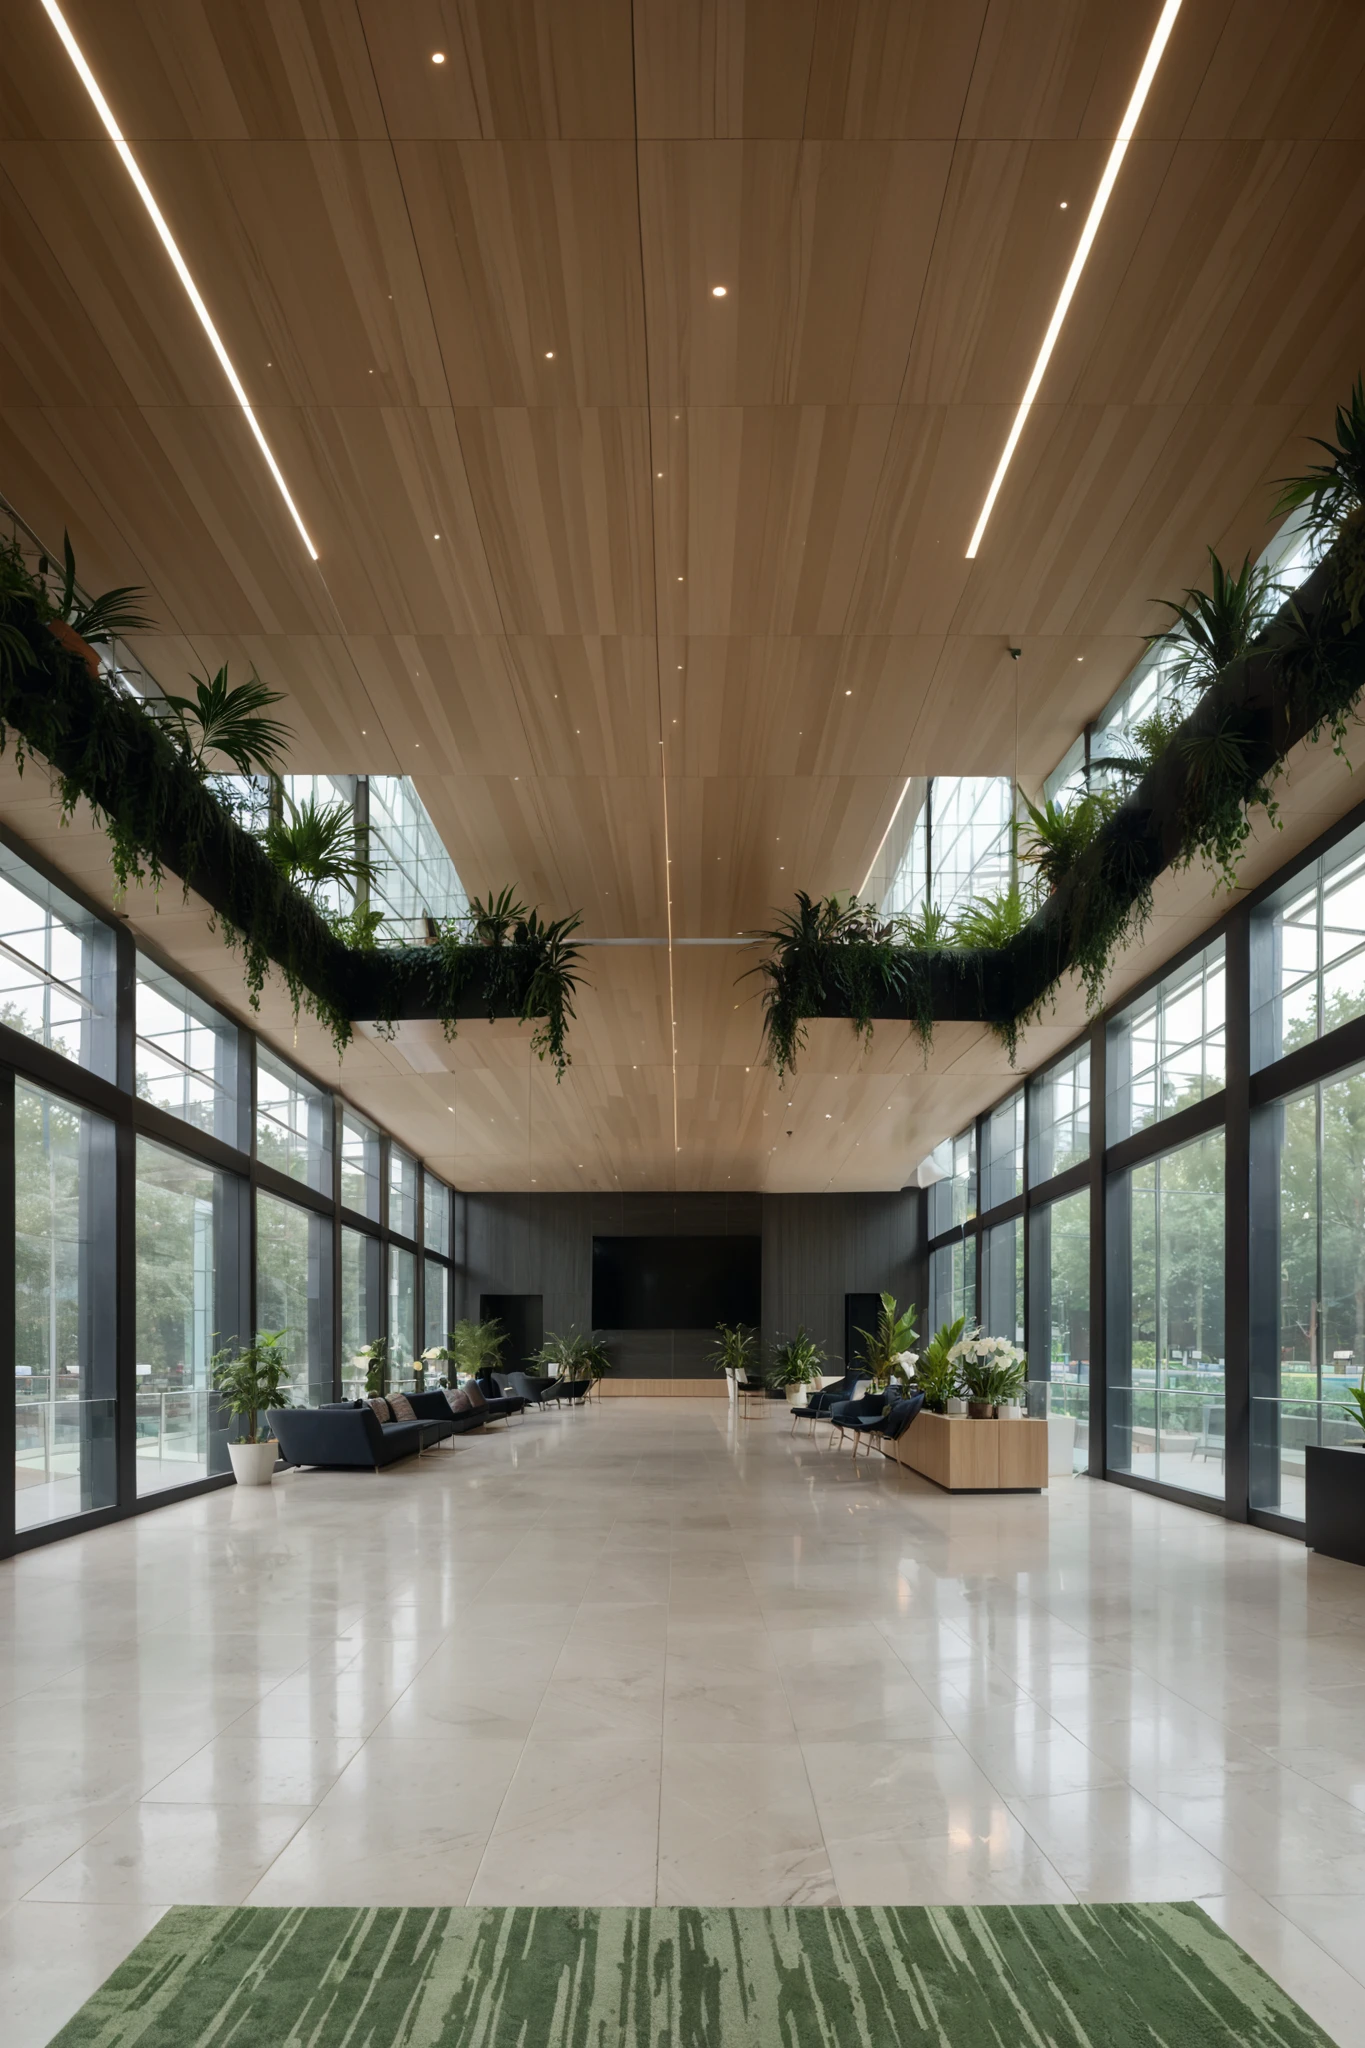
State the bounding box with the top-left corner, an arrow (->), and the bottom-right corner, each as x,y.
48,1902 -> 1334,2047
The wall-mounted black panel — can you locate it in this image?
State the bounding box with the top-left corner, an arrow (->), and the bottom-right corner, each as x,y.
592,1236 -> 761,1329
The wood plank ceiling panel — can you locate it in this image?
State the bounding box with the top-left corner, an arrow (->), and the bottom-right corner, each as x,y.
1,0 -> 1364,1193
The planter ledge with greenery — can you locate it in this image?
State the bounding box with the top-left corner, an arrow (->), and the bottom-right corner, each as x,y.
0,536 -> 584,1073
754,385 -> 1365,1074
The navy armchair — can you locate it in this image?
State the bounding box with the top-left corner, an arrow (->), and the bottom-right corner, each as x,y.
789,1367 -> 867,1434
827,1388 -> 890,1450
846,1390 -> 925,1459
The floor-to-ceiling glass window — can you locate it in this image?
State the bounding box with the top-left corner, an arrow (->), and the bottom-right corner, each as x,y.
13,1082 -> 116,1531
929,1234 -> 976,1331
341,1109 -> 381,1220
1250,1061 -> 1365,1522
257,1192 -> 332,1406
389,1145 -> 418,1238
424,1258 -> 449,1359
1110,1129 -> 1226,1499
1029,1190 -> 1091,1472
134,1138 -> 231,1495
389,1244 -> 417,1388
981,1217 -> 1023,1342
341,1224 -> 381,1400
257,1047 -> 332,1194
0,845 -> 117,1079
135,958 -> 238,1143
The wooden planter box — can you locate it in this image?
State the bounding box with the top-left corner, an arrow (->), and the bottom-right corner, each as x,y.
883,1411 -> 1047,1492
1306,1443 -> 1365,1567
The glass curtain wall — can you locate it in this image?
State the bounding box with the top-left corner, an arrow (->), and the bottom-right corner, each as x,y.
1109,1129 -> 1226,1500
256,1192 -> 332,1406
1028,1189 -> 1090,1471
134,1138 -> 230,1495
13,1083 -> 116,1531
0,831 -> 457,1558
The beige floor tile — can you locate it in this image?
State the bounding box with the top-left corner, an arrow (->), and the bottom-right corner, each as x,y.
27,1801 -> 313,1905
467,1738 -> 660,1907
0,1900 -> 168,2048
657,1742 -> 836,1906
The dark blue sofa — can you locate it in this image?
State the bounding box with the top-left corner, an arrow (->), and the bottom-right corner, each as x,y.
268,1396 -> 481,1471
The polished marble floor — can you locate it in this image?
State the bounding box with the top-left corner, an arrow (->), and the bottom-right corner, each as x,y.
3,1398 -> 1365,2046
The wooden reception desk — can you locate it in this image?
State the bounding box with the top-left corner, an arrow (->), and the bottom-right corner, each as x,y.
882,1412 -> 1047,1492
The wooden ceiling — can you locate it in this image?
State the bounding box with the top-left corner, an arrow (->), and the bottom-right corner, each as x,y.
3,0 -> 1365,1190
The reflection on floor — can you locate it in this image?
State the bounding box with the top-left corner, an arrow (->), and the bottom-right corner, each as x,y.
2,1399 -> 1363,2048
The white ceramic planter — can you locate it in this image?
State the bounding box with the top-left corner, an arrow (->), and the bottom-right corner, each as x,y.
725,1368 -> 739,1405
784,1383 -> 808,1409
228,1439 -> 279,1487
945,1398 -> 968,1417
997,1402 -> 1024,1422
1047,1412 -> 1078,1475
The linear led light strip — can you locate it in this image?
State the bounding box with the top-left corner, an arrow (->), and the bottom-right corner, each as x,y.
964,0 -> 1183,560
40,0 -> 319,561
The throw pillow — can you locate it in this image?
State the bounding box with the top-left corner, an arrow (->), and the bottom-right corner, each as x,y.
387,1392 -> 417,1422
446,1388 -> 474,1416
461,1380 -> 487,1410
366,1396 -> 392,1422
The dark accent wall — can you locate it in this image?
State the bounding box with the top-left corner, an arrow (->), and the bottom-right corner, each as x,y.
455,1190 -> 924,1378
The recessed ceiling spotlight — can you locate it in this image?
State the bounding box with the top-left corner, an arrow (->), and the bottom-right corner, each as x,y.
711,285 -> 728,297
432,51 -> 446,64
845,689 -> 852,695
40,0 -> 319,560
545,350 -> 554,359
1059,200 -> 1068,209
964,0 -> 1183,560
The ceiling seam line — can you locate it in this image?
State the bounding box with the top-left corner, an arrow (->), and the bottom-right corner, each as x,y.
631,0 -> 682,1190
350,5 -> 542,815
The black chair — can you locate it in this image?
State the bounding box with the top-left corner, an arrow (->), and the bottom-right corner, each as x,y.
503,1369 -> 559,1407
827,1388 -> 888,1450
788,1367 -> 867,1435
736,1375 -> 770,1419
469,1371 -> 527,1420
847,1390 -> 925,1459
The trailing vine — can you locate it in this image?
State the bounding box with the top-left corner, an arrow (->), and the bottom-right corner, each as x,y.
0,537 -> 584,1073
753,388 -> 1365,1079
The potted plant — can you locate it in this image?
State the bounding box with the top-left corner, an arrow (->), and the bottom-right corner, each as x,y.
915,1316 -> 966,1413
445,1318 -> 507,1384
710,1322 -> 759,1403
210,1330 -> 291,1486
950,1332 -> 1026,1417
768,1328 -> 826,1408
991,1356 -> 1028,1421
353,1337 -> 388,1398
857,1292 -> 919,1391
579,1335 -> 612,1398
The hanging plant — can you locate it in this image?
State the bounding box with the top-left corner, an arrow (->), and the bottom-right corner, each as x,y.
0,535 -> 585,1072
751,380 -> 1365,1075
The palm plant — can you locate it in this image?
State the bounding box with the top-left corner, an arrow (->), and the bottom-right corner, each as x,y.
210,1330 -> 291,1443
1274,375 -> 1365,548
158,665 -> 291,777
1020,788 -> 1118,895
531,1330 -> 589,1380
898,902 -> 956,949
856,1292 -> 918,1390
915,1316 -> 966,1412
50,530 -> 155,644
263,792 -> 379,906
446,1318 -> 507,1378
952,883 -> 1032,950
468,887 -> 530,945
768,1328 -> 826,1390
579,1335 -> 613,1386
1145,547 -> 1285,701
709,1322 -> 759,1379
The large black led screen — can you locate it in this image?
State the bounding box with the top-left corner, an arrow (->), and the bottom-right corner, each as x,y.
592,1236 -> 761,1330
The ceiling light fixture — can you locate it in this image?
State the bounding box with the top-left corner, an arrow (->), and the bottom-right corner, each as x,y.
432,52 -> 446,64
40,0 -> 319,561
963,0 -> 1182,561
711,285 -> 728,297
